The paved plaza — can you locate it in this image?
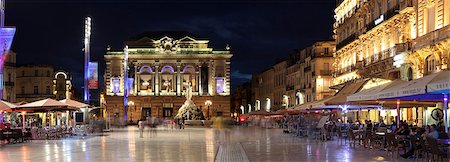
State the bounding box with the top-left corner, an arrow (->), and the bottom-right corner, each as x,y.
0,126 -> 399,162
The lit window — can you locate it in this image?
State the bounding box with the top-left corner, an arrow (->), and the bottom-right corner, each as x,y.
216,77 -> 225,93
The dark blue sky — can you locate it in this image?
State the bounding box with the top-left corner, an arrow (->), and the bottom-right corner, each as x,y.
7,0 -> 335,95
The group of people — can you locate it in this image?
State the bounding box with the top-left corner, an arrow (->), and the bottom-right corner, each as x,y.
390,120 -> 449,159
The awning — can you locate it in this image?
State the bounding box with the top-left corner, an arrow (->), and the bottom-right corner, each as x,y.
294,79 -> 367,109
427,71 -> 450,94
347,80 -> 406,102
378,70 -> 449,100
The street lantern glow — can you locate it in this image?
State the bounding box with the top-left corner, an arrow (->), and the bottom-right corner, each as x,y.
127,101 -> 134,106
205,100 -> 212,106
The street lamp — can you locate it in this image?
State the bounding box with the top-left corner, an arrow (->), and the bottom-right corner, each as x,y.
205,100 -> 212,120
127,101 -> 135,124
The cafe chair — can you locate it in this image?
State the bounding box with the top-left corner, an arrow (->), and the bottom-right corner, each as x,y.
426,137 -> 448,161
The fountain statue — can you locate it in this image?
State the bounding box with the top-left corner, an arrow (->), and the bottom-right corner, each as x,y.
175,82 -> 205,120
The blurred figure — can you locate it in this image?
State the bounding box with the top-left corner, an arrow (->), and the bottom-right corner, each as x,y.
138,120 -> 144,138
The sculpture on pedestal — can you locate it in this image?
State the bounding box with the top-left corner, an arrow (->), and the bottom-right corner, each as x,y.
175,82 -> 205,120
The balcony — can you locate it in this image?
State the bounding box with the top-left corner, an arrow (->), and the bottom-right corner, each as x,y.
335,63 -> 362,76
4,81 -> 14,86
319,70 -> 332,76
4,62 -> 15,67
399,0 -> 413,13
366,6 -> 400,32
17,94 -> 54,98
304,66 -> 311,72
286,85 -> 294,91
413,25 -> 450,51
337,33 -> 357,50
362,43 -> 410,67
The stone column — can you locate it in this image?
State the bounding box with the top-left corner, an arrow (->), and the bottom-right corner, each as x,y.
155,65 -> 159,96
198,64 -> 202,95
209,61 -> 215,96
134,63 -> 138,95
177,65 -> 181,96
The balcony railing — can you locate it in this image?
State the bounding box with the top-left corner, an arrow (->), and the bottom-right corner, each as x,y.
335,62 -> 363,76
4,81 -> 14,86
413,25 -> 450,50
399,0 -> 413,12
286,85 -> 294,91
366,7 -> 399,31
362,43 -> 410,67
320,70 -> 332,76
17,94 -> 54,98
4,62 -> 15,67
304,66 -> 311,72
337,33 -> 357,50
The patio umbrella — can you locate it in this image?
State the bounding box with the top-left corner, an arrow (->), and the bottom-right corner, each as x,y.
59,98 -> 90,108
15,101 -> 28,106
14,98 -> 74,112
0,100 -> 16,112
0,100 -> 17,124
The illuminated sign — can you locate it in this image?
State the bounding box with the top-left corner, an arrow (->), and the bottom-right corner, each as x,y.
374,15 -> 384,25
88,62 -> 98,89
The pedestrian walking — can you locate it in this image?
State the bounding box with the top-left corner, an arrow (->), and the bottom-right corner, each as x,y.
138,120 -> 144,138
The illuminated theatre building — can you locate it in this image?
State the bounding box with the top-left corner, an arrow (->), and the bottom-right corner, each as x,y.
104,32 -> 232,121
334,0 -> 449,125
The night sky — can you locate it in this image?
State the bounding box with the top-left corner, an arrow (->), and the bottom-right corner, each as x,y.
7,0 -> 336,97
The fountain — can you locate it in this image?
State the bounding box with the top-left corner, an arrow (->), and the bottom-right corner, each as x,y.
175,83 -> 205,120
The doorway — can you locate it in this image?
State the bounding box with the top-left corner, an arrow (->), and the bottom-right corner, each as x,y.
141,108 -> 151,120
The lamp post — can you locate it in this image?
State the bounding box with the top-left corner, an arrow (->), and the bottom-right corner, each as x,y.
128,101 -> 135,124
205,100 -> 212,120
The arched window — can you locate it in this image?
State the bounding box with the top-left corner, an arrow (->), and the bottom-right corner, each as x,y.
426,55 -> 437,73
407,67 -> 413,81
139,66 -> 153,74
161,66 -> 174,73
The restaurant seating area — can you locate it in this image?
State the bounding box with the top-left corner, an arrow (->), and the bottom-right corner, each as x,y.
0,125 -> 98,145
279,114 -> 450,161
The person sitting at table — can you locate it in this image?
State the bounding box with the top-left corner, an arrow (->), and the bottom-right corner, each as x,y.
428,124 -> 439,139
395,123 -> 410,136
400,128 -> 424,159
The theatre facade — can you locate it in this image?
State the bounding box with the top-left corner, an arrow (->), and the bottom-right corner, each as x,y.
104,32 -> 232,122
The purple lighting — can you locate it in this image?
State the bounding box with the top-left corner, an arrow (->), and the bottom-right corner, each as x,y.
216,77 -> 224,93
161,65 -> 174,73
139,66 -> 153,73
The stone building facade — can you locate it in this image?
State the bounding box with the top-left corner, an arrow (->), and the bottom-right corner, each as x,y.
15,65 -> 72,102
250,41 -> 336,112
333,0 -> 416,86
104,32 -> 232,121
3,51 -> 16,102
